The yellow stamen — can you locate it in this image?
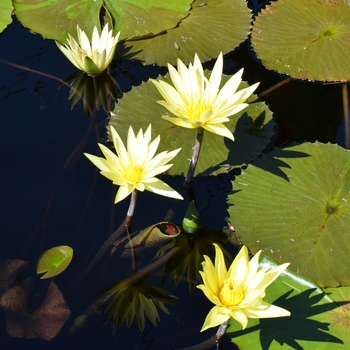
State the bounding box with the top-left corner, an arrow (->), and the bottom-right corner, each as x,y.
219,278 -> 246,306
186,101 -> 212,122
124,165 -> 144,183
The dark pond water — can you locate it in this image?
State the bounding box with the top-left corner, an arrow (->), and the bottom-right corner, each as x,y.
0,9 -> 346,350
0,18 -> 236,350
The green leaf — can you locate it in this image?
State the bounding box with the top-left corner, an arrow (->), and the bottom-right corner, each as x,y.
13,0 -> 190,44
104,0 -> 191,39
0,0 -> 13,34
121,0 -> 252,66
227,256 -> 345,349
36,245 -> 74,279
251,0 -> 350,81
110,73 -> 274,176
13,0 -> 102,43
228,142 -> 350,287
124,222 -> 181,249
322,285 -> 350,346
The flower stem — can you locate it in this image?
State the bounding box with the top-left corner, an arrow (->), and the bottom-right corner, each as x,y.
214,319 -> 229,343
124,190 -> 138,273
184,127 -> 204,187
124,190 -> 138,227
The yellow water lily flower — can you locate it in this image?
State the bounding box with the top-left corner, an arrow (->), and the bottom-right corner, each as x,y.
151,53 -> 259,141
197,244 -> 290,331
56,24 -> 120,77
84,125 -> 183,203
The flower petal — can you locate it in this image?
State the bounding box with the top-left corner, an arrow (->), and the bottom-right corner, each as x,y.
114,184 -> 134,203
242,302 -> 291,319
152,53 -> 259,141
200,306 -> 230,332
144,178 -> 183,200
202,123 -> 235,141
230,309 -> 249,329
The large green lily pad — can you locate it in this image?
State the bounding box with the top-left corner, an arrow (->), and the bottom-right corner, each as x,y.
227,256 -> 345,349
121,0 -> 252,65
323,285 -> 350,346
228,142 -> 350,287
0,0 -> 12,34
105,0 -> 191,39
251,0 -> 350,81
13,0 -> 102,42
109,73 -> 274,176
13,0 -> 191,43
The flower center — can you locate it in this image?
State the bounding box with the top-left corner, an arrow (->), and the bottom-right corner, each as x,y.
123,164 -> 144,183
187,101 -> 212,122
219,278 -> 246,307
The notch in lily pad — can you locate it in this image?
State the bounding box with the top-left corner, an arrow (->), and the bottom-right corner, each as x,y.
36,246 -> 74,279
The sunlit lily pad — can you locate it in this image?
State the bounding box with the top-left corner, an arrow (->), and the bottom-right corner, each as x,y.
228,256 -> 345,349
251,0 -> 350,81
228,142 -> 350,287
122,0 -> 252,65
105,0 -> 191,39
36,245 -> 73,279
13,0 -> 191,44
0,0 -> 12,34
13,0 -> 102,43
110,73 -> 274,176
323,285 -> 350,347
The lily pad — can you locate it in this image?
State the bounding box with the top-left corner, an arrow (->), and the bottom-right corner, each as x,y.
323,286 -> 350,345
122,0 -> 252,66
227,256 -> 345,349
251,0 -> 350,81
228,142 -> 350,287
110,73 -> 274,176
0,0 -> 12,34
13,0 -> 102,43
13,0 -> 191,44
104,0 -> 192,39
37,245 -> 74,279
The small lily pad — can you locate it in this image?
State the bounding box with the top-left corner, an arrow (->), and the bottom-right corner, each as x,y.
36,246 -> 73,279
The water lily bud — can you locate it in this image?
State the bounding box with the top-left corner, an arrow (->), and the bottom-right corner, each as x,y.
182,200 -> 201,234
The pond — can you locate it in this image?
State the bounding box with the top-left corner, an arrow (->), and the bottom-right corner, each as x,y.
0,17 -> 235,350
1,1 -> 350,350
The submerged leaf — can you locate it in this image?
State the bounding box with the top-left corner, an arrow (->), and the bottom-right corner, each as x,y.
0,259 -> 28,290
0,279 -> 71,341
37,245 -> 74,279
